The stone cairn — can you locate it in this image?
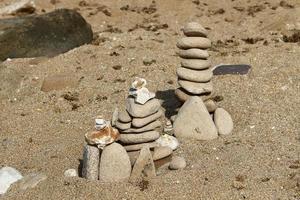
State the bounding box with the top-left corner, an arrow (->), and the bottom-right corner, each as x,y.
115,78 -> 177,167
173,22 -> 234,140
175,22 -> 217,113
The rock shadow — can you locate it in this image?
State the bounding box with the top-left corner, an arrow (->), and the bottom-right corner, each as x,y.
78,159 -> 83,177
156,89 -> 181,119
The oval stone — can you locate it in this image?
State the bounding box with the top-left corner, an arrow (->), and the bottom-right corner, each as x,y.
126,97 -> 161,118
177,37 -> 211,50
119,131 -> 160,144
177,67 -> 213,82
121,120 -> 161,133
118,110 -> 132,123
99,143 -> 131,182
183,22 -> 207,37
115,121 -> 131,130
181,59 -> 211,70
214,108 -> 233,135
175,87 -> 214,102
178,80 -> 213,95
132,110 -> 163,128
178,49 -> 209,59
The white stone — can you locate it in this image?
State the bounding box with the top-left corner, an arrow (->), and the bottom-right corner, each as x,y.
64,169 -> 78,177
0,167 -> 23,195
155,134 -> 179,150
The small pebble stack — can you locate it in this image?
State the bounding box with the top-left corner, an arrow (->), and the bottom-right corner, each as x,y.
175,22 -> 217,113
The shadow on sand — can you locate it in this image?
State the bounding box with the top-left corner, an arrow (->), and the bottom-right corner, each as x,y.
156,89 -> 182,119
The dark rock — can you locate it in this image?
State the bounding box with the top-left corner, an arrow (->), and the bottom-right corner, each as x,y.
213,64 -> 251,75
0,9 -> 93,61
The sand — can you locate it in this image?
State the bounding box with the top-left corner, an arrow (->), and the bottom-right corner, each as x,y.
0,0 -> 299,199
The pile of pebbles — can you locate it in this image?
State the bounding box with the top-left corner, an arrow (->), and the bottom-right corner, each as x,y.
175,22 -> 217,113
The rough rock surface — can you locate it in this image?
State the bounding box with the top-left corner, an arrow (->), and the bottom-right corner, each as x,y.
82,144 -> 100,180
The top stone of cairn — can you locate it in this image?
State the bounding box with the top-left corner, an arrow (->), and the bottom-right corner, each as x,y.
183,22 -> 207,37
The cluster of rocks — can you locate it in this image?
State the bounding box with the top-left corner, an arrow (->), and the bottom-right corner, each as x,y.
175,22 -> 217,113
173,22 -> 233,140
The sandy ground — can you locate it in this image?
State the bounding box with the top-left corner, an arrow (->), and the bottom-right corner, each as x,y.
0,0 -> 299,199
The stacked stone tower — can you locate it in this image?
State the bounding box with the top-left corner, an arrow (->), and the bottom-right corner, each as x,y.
175,22 -> 217,113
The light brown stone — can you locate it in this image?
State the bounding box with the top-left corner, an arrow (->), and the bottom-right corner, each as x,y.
124,142 -> 159,151
181,59 -> 211,70
177,37 -> 211,49
178,49 -> 209,59
121,120 -> 161,133
177,67 -> 213,82
119,131 -> 160,144
132,110 -> 163,128
183,22 -> 208,37
41,74 -> 79,92
178,80 -> 213,95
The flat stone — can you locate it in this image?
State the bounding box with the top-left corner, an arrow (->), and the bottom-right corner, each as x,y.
119,131 -> 160,144
177,67 -> 213,82
178,80 -> 213,95
175,87 -> 213,102
178,49 -> 209,59
132,110 -> 163,128
155,134 -> 179,151
118,110 -> 132,123
99,143 -> 131,182
129,147 -> 156,182
121,120 -> 161,133
82,144 -> 100,180
177,37 -> 211,49
173,96 -> 218,140
152,146 -> 173,161
124,142 -> 159,151
126,97 -> 161,118
181,59 -> 211,70
213,64 -> 251,75
0,167 -> 23,195
0,9 -> 93,61
169,156 -> 186,170
115,121 -> 131,130
41,74 -> 80,92
183,22 -> 208,37
17,173 -> 47,191
214,108 -> 233,135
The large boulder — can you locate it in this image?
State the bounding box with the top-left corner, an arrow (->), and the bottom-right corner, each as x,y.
173,96 -> 218,140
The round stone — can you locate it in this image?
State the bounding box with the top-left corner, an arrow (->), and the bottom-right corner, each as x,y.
178,80 -> 213,95
181,59 -> 211,70
175,87 -> 213,102
115,121 -> 131,130
214,108 -> 233,135
178,49 -> 209,59
132,110 -> 163,128
152,146 -> 173,161
183,22 -> 207,37
177,37 -> 211,49
119,131 -> 160,144
99,143 -> 131,182
126,97 -> 161,118
177,67 -> 213,82
118,110 -> 132,123
169,156 -> 186,170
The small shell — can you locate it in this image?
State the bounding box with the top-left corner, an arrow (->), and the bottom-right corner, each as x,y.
131,77 -> 147,89
85,126 -> 119,149
95,118 -> 107,130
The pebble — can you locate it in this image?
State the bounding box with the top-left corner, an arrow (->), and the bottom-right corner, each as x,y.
119,131 -> 160,144
173,97 -> 218,140
169,156 -> 186,170
175,87 -> 213,102
124,142 -> 158,151
99,143 -> 131,182
178,80 -> 213,94
121,120 -> 161,133
155,134 -> 179,150
0,167 -> 23,195
178,49 -> 209,59
183,22 -> 208,37
214,108 -> 233,135
204,99 -> 218,113
115,121 -> 131,130
132,110 -> 163,128
129,147 -> 156,182
64,169 -> 78,177
118,110 -> 132,123
17,173 -> 47,191
177,67 -> 213,82
177,37 -> 211,49
41,74 -> 79,92
82,144 -> 100,180
126,97 -> 161,118
152,146 -> 173,161
181,59 -> 211,70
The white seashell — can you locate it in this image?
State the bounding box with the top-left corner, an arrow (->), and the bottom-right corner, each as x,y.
85,125 -> 119,149
135,88 -> 155,105
0,167 -> 23,195
155,134 -> 179,151
95,118 -> 107,130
